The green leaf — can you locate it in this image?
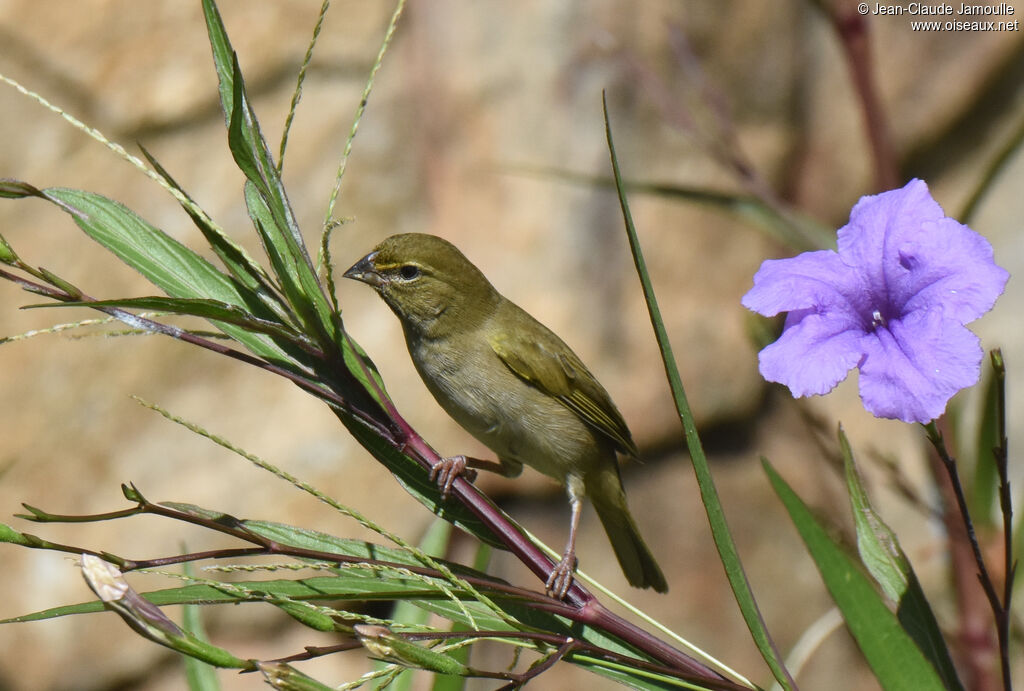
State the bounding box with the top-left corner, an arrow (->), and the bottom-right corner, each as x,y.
139,144 -> 287,312
969,366 -> 999,527
273,600 -> 337,631
205,0 -> 342,355
603,94 -> 794,689
387,520 -> 455,691
229,95 -> 338,349
842,430 -> 907,601
182,560 -> 223,691
565,657 -> 703,690
44,188 -> 239,304
200,0 -> 421,511
201,0 -> 237,126
409,598 -> 563,636
357,625 -> 470,676
11,184 -> 301,370
31,296 -> 314,352
840,429 -> 964,691
243,182 -> 325,341
5,574 -> 478,625
764,459 -> 947,691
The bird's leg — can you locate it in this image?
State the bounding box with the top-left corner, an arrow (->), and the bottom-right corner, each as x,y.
429,456 -> 517,499
546,484 -> 583,599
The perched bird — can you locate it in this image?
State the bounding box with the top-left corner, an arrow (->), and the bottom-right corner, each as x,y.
344,233 -> 667,597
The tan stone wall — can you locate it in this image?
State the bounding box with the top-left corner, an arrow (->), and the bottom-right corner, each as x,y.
1,1 -> 1021,688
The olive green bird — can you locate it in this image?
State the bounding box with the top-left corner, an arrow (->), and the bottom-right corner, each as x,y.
344,233 -> 667,597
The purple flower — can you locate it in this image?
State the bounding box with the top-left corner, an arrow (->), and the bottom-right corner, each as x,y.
742,179 -> 1009,423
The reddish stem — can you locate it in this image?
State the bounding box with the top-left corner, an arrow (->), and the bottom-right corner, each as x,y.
830,3 -> 899,191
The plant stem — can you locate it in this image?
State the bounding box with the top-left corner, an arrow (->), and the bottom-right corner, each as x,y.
823,2 -> 898,191
990,350 -> 1014,691
926,420 -> 1009,691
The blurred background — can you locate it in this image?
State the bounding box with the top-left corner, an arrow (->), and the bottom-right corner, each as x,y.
1,1 -> 1022,689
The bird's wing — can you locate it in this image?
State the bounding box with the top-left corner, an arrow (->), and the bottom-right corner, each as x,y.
489,325 -> 638,458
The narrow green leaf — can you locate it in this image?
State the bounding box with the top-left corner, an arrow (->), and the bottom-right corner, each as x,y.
23,186 -> 299,369
202,0 -> 340,353
339,329 -> 390,408
230,80 -> 337,346
244,182 -> 322,338
357,625 -> 471,676
201,0 -> 236,125
388,519 -> 455,691
199,3 -> 396,426
603,94 -> 794,689
5,574 -> 477,626
139,144 -> 286,312
31,296 -> 312,351
841,429 -> 964,691
273,601 -> 337,631
566,657 -> 705,690
182,560 -> 222,691
45,188 -> 235,303
764,459 -> 947,691
409,598 -> 565,636
969,366 -> 999,527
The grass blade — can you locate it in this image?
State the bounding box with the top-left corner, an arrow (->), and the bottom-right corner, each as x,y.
603,92 -> 794,689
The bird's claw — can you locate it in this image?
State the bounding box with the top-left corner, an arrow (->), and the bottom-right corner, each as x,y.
429,455 -> 478,499
545,552 -> 578,599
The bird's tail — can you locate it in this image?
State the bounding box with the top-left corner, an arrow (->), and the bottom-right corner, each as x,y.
587,469 -> 668,593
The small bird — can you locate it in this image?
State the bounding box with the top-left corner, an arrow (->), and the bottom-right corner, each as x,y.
344,233 -> 667,597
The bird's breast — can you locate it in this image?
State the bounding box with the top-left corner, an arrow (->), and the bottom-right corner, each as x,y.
407,333 -> 607,482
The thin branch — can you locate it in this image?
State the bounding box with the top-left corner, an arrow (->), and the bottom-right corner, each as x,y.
817,2 -> 898,191
926,419 -> 1008,691
990,350 -> 1014,690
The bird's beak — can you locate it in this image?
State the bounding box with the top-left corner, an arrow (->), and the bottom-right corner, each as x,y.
343,251 -> 384,287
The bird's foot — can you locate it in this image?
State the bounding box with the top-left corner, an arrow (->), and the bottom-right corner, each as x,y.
545,551 -> 578,599
429,455 -> 478,499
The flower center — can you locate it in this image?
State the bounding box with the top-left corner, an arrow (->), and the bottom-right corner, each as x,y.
871,309 -> 887,329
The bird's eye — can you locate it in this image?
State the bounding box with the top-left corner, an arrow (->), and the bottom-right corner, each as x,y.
398,264 -> 421,280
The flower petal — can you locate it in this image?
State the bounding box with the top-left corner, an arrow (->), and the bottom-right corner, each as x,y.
837,179 -> 941,283
837,178 -> 1009,324
742,250 -> 867,319
758,311 -> 867,397
895,215 -> 1009,323
857,308 -> 982,423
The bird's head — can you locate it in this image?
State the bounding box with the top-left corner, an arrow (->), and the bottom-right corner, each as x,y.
344,233 -> 500,337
